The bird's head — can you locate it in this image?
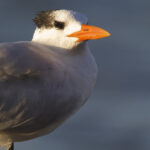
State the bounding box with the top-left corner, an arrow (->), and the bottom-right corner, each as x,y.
32,9 -> 110,49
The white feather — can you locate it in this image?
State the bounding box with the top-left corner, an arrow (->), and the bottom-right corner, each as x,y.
32,10 -> 88,49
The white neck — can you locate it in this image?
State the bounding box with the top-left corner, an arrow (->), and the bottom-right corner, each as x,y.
32,27 -> 79,50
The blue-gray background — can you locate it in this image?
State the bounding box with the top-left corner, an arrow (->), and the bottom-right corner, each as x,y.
0,0 -> 150,150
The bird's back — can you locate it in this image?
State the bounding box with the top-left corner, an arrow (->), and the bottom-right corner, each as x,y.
0,41 -> 97,142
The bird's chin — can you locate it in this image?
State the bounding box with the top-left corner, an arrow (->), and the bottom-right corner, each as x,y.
77,40 -> 88,45
71,40 -> 88,51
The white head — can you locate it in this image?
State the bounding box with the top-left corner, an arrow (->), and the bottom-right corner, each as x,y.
32,9 -> 110,50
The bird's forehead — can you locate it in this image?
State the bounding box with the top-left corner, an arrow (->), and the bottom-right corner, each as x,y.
53,10 -> 88,24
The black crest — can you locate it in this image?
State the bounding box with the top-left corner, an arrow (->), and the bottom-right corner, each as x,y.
33,10 -> 56,28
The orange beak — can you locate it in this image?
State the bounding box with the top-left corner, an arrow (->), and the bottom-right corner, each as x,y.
67,24 -> 110,42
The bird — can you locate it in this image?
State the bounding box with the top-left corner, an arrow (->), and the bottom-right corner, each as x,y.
0,9 -> 110,150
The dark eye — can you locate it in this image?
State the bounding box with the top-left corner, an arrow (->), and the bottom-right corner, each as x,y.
54,21 -> 65,29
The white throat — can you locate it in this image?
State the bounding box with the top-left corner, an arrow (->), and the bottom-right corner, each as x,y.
32,27 -> 80,50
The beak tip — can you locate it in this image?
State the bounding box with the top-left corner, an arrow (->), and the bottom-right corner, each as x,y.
106,32 -> 111,37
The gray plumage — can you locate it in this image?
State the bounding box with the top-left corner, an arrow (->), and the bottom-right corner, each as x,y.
0,41 -> 97,143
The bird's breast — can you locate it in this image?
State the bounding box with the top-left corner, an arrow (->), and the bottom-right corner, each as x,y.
0,45 -> 98,142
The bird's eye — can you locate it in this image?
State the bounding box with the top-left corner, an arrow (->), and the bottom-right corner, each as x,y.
54,21 -> 65,29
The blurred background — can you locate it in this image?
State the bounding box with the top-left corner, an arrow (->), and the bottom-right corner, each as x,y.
0,0 -> 150,150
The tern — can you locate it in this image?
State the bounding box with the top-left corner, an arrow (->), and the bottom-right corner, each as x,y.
0,9 -> 110,150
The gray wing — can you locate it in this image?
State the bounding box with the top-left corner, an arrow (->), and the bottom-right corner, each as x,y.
0,42 -> 56,82
0,42 -> 76,134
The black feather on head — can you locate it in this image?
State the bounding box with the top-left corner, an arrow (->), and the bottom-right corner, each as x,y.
33,10 -> 56,28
